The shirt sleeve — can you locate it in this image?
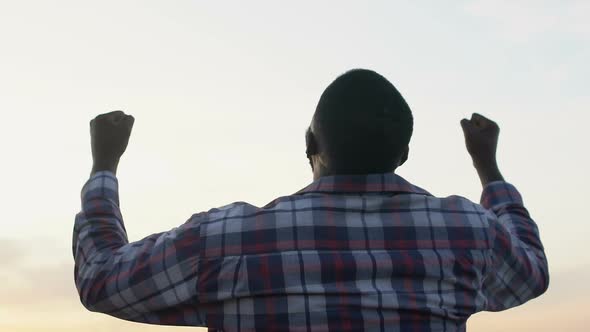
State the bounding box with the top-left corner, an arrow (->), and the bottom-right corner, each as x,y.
480,181 -> 549,311
72,171 -> 205,326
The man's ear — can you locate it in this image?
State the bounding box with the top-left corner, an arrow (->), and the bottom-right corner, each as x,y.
306,127 -> 318,157
305,127 -> 318,170
398,145 -> 409,167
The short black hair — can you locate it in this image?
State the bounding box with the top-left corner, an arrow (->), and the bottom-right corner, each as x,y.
309,69 -> 413,174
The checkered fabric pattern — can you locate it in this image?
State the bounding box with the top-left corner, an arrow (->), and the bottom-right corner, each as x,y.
73,171 -> 549,331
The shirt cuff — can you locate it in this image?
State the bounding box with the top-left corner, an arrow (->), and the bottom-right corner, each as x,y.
81,171 -> 120,206
480,181 -> 523,210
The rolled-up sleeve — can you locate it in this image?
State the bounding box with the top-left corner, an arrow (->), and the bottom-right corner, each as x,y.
480,181 -> 549,311
72,171 -> 205,326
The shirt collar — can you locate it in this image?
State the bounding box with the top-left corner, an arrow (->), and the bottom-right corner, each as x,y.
295,172 -> 432,196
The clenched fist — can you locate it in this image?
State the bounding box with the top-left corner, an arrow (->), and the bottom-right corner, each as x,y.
90,111 -> 135,175
460,113 -> 504,186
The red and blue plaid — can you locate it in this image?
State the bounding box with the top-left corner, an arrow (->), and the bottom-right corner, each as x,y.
73,171 -> 548,331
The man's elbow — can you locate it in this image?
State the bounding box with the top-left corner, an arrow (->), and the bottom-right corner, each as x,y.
524,258 -> 550,302
77,281 -> 103,313
75,272 -> 114,315
534,263 -> 550,298
76,276 -> 142,322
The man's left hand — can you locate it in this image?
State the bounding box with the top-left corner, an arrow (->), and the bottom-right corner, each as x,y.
90,110 -> 135,175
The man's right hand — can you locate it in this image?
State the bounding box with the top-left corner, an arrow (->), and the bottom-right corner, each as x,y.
460,113 -> 504,186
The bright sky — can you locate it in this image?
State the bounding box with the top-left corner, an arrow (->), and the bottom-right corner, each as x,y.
0,1 -> 588,331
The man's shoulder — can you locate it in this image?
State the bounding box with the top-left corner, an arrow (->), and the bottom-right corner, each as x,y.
430,193 -> 487,213
427,193 -> 496,235
196,195 -> 308,228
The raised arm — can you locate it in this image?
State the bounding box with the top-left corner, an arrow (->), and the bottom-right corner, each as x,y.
461,113 -> 549,310
73,112 -> 205,325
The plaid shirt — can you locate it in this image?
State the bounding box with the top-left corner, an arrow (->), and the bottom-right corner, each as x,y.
73,171 -> 549,331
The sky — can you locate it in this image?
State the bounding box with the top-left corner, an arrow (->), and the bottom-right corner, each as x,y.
0,0 -> 588,331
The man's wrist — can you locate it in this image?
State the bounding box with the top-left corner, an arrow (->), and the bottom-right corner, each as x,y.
91,159 -> 119,176
475,162 -> 504,187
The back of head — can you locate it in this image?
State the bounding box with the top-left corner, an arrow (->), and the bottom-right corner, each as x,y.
310,69 -> 413,174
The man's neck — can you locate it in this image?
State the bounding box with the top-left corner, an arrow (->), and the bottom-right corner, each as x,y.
314,168 -> 398,181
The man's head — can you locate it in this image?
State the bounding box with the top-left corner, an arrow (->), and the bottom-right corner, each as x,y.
306,69 -> 413,179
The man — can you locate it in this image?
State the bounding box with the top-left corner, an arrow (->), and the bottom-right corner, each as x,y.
73,69 -> 549,331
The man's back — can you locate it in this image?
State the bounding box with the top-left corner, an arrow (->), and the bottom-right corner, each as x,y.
74,172 -> 547,331
74,70 -> 548,331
